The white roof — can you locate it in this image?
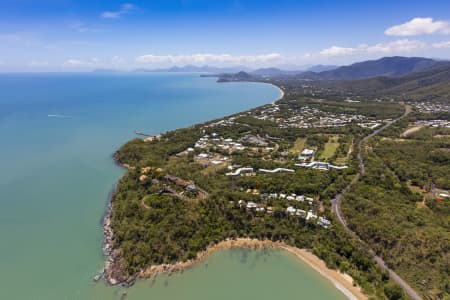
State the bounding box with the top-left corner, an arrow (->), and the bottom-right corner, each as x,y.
286,206 -> 296,213
301,149 -> 315,155
246,202 -> 257,208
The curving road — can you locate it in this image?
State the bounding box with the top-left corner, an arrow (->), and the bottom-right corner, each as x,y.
331,105 -> 422,300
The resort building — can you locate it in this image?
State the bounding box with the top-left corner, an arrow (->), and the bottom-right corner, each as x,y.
259,168 -> 295,174
295,161 -> 348,171
226,167 -> 255,176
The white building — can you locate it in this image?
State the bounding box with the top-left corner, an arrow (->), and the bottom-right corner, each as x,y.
286,206 -> 296,214
226,167 -> 255,176
246,202 -> 257,209
306,210 -> 317,221
317,216 -> 331,229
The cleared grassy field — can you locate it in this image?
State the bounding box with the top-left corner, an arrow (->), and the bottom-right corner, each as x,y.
318,135 -> 339,160
289,137 -> 306,154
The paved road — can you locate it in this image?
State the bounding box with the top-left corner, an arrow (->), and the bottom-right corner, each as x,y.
332,106 -> 422,300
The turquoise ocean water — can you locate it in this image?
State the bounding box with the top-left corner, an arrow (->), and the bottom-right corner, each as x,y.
0,73 -> 346,299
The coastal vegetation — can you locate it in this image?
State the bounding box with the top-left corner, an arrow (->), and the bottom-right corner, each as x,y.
341,121 -> 450,299
108,58 -> 450,299
108,88 -> 412,299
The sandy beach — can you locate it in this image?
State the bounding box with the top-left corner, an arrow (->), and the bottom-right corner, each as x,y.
279,245 -> 367,300
137,238 -> 367,300
271,83 -> 285,102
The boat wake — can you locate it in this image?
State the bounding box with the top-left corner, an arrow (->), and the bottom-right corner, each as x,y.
47,114 -> 73,118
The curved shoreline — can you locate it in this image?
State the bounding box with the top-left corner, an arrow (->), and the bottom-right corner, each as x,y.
102,80 -> 365,299
136,239 -> 367,300
269,82 -> 284,102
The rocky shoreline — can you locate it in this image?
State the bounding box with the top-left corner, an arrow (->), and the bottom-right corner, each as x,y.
101,154 -> 137,286
138,238 -> 278,279
100,233 -> 367,299
101,183 -> 117,284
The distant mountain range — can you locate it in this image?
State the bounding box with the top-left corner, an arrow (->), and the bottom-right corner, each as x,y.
218,56 -> 447,81
216,56 -> 450,102
133,65 -> 252,73
213,57 -> 443,81
299,56 -> 439,80
128,64 -> 339,75
249,65 -> 339,76
321,60 -> 450,102
94,57 -> 449,98
305,65 -> 340,72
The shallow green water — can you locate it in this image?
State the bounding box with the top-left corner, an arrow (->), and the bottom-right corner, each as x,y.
0,73 -> 347,299
92,249 -> 348,300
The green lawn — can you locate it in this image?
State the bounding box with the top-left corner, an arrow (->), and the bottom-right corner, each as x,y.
318,136 -> 340,160
289,137 -> 306,154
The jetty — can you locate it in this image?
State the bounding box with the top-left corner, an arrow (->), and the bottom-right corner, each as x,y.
134,130 -> 152,137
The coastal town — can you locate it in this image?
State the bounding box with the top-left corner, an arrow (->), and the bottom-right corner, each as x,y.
202,102 -> 387,130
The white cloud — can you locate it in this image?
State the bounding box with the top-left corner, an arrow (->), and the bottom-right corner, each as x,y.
112,56 -> 127,65
317,39 -> 426,58
28,60 -> 49,67
135,53 -> 283,67
366,39 -> 426,53
319,46 -> 357,57
101,3 -> 136,19
62,58 -> 100,68
432,40 -> 450,48
62,59 -> 88,67
385,17 -> 450,36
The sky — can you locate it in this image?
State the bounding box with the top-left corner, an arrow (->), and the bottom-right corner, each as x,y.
1,0 -> 450,71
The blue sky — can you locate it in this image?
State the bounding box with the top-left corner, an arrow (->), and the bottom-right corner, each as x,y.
1,0 -> 450,71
